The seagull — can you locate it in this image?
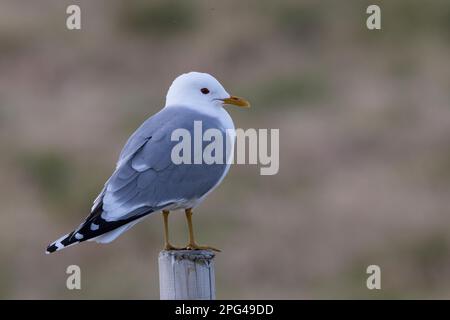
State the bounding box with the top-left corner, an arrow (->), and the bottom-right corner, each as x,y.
46,72 -> 250,254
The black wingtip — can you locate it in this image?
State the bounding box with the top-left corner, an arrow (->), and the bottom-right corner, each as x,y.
46,243 -> 58,254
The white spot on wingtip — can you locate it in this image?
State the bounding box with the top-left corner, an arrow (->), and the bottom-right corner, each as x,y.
75,233 -> 83,240
90,223 -> 99,231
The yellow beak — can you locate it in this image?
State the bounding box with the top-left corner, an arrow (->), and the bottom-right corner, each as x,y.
221,96 -> 251,108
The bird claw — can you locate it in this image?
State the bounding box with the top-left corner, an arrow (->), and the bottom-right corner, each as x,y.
164,243 -> 183,251
185,243 -> 221,252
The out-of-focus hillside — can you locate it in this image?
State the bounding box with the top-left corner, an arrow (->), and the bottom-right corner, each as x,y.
1,0 -> 450,299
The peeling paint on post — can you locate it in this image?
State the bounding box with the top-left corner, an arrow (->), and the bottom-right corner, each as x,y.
158,250 -> 216,300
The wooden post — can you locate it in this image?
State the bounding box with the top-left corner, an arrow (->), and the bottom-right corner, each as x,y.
158,250 -> 216,300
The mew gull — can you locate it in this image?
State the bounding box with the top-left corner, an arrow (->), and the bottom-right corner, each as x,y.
46,71 -> 249,253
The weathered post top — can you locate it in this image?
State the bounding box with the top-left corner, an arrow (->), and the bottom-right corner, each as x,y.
158,250 -> 216,300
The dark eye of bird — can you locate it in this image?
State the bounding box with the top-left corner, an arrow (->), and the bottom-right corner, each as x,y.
200,88 -> 210,94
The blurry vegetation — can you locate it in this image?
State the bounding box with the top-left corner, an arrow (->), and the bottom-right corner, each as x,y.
16,151 -> 102,217
359,232 -> 450,297
0,263 -> 12,299
426,153 -> 450,187
119,0 -> 198,37
358,0 -> 450,43
248,73 -> 328,109
398,150 -> 450,189
314,232 -> 450,299
18,151 -> 72,204
388,0 -> 450,39
272,4 -> 325,42
115,95 -> 160,136
387,52 -> 417,79
0,32 -> 26,57
410,232 -> 450,286
0,101 -> 5,126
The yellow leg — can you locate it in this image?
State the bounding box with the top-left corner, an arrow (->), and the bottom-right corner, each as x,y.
162,210 -> 182,250
185,208 -> 221,252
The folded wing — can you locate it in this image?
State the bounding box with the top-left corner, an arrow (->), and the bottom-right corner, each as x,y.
46,107 -> 228,253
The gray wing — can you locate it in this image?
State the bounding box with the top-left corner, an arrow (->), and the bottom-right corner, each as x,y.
46,106 -> 229,252
94,106 -> 228,222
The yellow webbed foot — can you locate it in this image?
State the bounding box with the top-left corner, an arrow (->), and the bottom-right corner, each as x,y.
185,242 -> 221,252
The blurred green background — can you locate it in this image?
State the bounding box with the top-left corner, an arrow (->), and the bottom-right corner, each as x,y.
1,0 -> 450,299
